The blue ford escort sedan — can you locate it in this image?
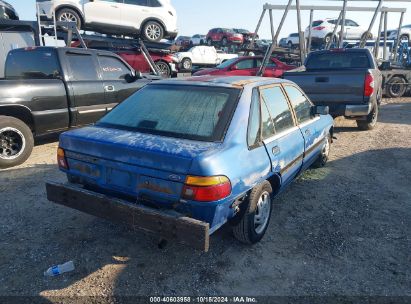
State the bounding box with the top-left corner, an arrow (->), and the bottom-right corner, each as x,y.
46,76 -> 334,251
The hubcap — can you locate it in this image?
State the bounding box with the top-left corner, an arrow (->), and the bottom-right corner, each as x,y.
156,63 -> 169,77
254,191 -> 271,234
322,137 -> 330,158
145,24 -> 161,41
0,127 -> 25,160
59,12 -> 77,23
183,60 -> 191,70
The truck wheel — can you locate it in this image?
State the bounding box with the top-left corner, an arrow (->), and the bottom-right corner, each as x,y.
312,134 -> 331,168
181,58 -> 192,70
386,77 -> 407,98
233,181 -> 273,244
142,21 -> 164,42
357,103 -> 378,131
57,8 -> 82,30
155,61 -> 171,78
0,116 -> 34,169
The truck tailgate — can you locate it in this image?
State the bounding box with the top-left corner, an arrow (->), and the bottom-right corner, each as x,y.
285,70 -> 366,104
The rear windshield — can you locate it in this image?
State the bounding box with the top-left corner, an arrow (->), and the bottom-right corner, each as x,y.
306,52 -> 371,70
98,84 -> 241,142
312,20 -> 323,27
5,49 -> 61,79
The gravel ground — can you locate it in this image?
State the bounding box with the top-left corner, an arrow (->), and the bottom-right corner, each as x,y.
0,98 -> 410,300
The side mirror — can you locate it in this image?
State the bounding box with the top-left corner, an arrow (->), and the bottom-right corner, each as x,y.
125,71 -> 142,83
313,105 -> 329,116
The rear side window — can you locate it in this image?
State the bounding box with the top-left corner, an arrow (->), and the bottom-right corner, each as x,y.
312,20 -> 323,27
5,49 -> 61,79
66,53 -> 99,81
306,52 -> 371,70
98,55 -> 131,80
283,85 -> 313,124
98,85 -> 240,142
247,89 -> 261,148
236,59 -> 255,69
261,87 -> 295,134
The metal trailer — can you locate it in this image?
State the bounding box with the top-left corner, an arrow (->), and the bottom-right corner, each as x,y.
250,0 -> 411,97
0,20 -> 39,78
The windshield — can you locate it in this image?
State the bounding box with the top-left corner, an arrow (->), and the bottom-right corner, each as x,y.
98,84 -> 241,142
306,52 -> 371,70
217,58 -> 238,69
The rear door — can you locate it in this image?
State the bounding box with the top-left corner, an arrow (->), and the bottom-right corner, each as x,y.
256,58 -> 283,78
97,53 -> 141,106
121,0 -> 151,30
283,84 -> 325,168
259,85 -> 305,184
84,0 -> 121,26
63,50 -> 106,126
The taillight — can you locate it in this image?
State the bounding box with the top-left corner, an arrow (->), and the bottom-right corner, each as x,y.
364,73 -> 375,97
57,147 -> 68,169
313,26 -> 325,31
181,176 -> 232,202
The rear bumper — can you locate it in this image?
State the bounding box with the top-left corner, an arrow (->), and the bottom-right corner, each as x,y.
324,103 -> 372,117
46,182 -> 210,251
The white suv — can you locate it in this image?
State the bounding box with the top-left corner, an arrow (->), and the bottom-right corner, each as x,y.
37,0 -> 178,42
305,18 -> 371,45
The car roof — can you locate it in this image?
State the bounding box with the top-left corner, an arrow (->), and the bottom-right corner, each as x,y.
10,46 -> 116,57
152,76 -> 292,88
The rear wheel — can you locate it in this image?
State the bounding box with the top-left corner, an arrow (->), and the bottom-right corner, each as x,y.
386,76 -> 407,98
56,8 -> 82,30
357,102 -> 378,131
155,61 -> 171,78
324,34 -> 337,46
233,181 -> 273,244
142,21 -> 164,42
0,116 -> 34,169
361,31 -> 373,41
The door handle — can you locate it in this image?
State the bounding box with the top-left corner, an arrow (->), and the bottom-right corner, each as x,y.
104,85 -> 115,92
272,146 -> 281,156
305,129 -> 311,136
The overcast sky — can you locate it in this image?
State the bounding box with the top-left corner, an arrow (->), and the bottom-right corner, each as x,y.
8,0 -> 411,39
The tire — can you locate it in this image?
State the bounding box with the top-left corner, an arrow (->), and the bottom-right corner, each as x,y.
142,21 -> 164,42
357,102 -> 378,131
324,34 -> 337,45
181,58 -> 192,70
207,38 -> 213,46
56,8 -> 82,30
232,181 -> 273,244
386,77 -> 407,98
288,41 -> 293,49
0,116 -> 34,169
361,32 -> 373,41
312,134 -> 331,168
200,39 -> 204,45
155,61 -> 171,78
222,37 -> 228,46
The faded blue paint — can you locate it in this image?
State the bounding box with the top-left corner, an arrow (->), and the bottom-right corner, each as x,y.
59,76 -> 334,234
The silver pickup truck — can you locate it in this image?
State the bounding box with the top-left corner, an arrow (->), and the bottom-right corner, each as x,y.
284,48 -> 382,130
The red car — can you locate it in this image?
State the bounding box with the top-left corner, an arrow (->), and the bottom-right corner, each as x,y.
118,51 -> 178,78
72,39 -> 178,78
206,28 -> 244,46
193,56 -> 296,78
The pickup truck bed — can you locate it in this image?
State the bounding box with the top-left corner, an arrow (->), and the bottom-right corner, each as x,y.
284,48 -> 383,130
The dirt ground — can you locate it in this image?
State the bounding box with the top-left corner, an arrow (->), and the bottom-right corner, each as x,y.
0,98 -> 410,300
